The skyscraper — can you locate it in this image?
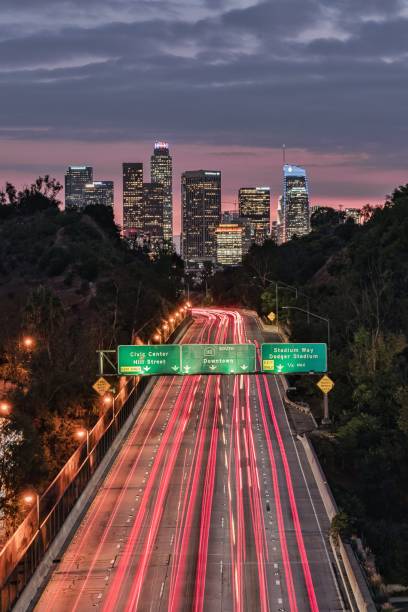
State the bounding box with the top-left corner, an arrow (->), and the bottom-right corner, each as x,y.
142,182 -> 165,243
283,165 -> 310,241
151,142 -> 173,243
83,181 -> 114,208
122,163 -> 143,236
221,210 -> 252,254
181,170 -> 221,268
238,186 -> 270,245
215,224 -> 246,266
276,196 -> 285,245
344,208 -> 362,224
65,166 -> 93,210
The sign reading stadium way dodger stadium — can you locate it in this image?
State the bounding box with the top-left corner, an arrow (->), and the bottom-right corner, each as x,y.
117,345 -> 182,375
261,343 -> 327,374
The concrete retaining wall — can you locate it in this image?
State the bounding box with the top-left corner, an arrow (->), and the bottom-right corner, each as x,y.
299,435 -> 376,612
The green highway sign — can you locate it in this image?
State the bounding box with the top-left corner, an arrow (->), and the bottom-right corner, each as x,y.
261,343 -> 327,374
181,344 -> 256,374
117,345 -> 181,375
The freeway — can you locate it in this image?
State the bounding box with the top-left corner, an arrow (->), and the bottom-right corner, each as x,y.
34,309 -> 344,611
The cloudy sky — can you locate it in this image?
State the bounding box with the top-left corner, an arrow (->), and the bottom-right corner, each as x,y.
1,0 -> 407,230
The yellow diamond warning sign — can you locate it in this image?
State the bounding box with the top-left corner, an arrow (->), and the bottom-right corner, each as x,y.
267,311 -> 276,322
317,375 -> 334,394
93,377 -> 111,396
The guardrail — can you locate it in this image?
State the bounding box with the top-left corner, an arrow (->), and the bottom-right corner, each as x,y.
0,310 -> 191,611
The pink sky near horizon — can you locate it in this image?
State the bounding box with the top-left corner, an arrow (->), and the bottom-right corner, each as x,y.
1,139 -> 405,234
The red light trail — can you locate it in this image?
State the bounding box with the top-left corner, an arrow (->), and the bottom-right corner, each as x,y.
35,308 -> 342,612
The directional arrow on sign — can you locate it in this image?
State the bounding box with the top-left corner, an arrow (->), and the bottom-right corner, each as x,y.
143,366 -> 151,372
171,366 -> 179,372
183,365 -> 191,373
240,365 -> 248,371
209,365 -> 217,371
276,365 -> 284,373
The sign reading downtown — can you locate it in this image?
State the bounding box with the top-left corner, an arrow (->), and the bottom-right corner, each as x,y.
117,345 -> 181,375
181,344 -> 256,374
261,343 -> 327,374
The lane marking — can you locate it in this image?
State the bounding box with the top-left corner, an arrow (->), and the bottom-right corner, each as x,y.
273,376 -> 346,609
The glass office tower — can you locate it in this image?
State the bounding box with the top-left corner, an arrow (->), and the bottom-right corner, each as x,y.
238,186 -> 270,245
283,165 -> 310,241
123,163 -> 143,236
65,166 -> 93,210
83,181 -> 114,208
181,170 -> 221,268
151,142 -> 173,243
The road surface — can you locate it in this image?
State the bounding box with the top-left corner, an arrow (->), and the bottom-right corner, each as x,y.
34,309 -> 344,611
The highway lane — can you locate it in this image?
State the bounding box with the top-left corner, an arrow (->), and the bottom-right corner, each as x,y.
34,308 -> 343,611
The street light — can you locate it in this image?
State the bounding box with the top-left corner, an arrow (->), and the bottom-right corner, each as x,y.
0,401 -> 11,416
22,490 -> 40,527
282,305 -> 331,425
281,306 -> 330,353
22,336 -> 35,350
76,428 -> 90,454
275,282 -> 298,327
252,274 -> 311,327
103,394 -> 112,407
102,392 -> 116,423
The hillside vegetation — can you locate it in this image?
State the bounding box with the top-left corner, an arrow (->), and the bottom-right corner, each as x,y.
211,186 -> 408,586
0,178 -> 183,530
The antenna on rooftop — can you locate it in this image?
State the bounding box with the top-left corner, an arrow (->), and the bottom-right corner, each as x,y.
282,144 -> 286,165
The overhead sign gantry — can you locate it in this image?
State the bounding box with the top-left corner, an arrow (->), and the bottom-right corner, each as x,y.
117,343 -> 327,376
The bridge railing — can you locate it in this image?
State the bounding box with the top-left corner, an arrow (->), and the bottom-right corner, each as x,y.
0,311 -> 191,612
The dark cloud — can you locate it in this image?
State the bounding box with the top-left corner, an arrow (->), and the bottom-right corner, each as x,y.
0,0 -> 407,167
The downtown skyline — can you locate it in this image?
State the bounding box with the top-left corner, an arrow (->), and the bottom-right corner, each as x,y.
1,0 -> 408,231
0,141 -> 399,234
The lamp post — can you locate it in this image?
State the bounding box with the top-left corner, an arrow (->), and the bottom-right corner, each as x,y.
251,274 -> 309,328
76,428 -> 90,455
282,305 -> 331,425
0,401 -> 11,417
22,336 -> 35,351
22,491 -> 40,528
275,282 -> 298,327
281,305 -> 330,352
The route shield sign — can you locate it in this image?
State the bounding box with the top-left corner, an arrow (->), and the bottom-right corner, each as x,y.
261,343 -> 327,374
117,345 -> 181,375
181,344 -> 256,374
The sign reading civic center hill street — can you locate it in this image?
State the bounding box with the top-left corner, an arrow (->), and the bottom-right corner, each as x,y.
117,345 -> 181,375
181,344 -> 256,374
261,343 -> 327,374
